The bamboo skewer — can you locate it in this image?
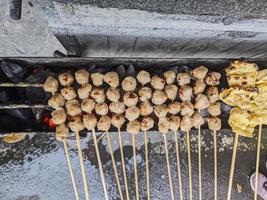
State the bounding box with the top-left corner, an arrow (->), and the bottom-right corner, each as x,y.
198,127 -> 202,200
186,130 -> 193,200
213,130 -> 217,200
254,124 -> 263,200
75,132 -> 90,200
163,133 -> 175,200
92,129 -> 109,200
118,127 -> 130,200
144,130 -> 150,200
132,133 -> 140,200
226,133 -> 239,200
0,104 -> 49,109
0,82 -> 43,87
175,132 -> 183,200
63,139 -> 80,200
106,132 -> 124,200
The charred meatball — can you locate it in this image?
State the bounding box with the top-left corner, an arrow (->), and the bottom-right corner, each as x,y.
137,70 -> 151,85
97,115 -> 111,132
91,88 -> 105,103
127,120 -> 140,134
206,86 -> 219,103
192,111 -> 204,129
154,104 -> 169,118
104,72 -> 120,88
48,93 -> 65,109
180,116 -> 193,132
152,90 -> 167,105
177,73 -> 190,86
51,108 -> 67,125
125,106 -> 140,121
83,114 -> 97,131
163,70 -> 176,84
164,84 -> 178,101
138,87 -> 152,102
168,101 -> 181,115
181,101 -> 194,117
158,118 -> 170,134
207,102 -> 221,117
60,87 -> 77,101
66,99 -> 82,117
151,75 -> 165,90
91,72 -> 104,87
208,117 -> 221,131
123,92 -> 138,107
194,94 -> 210,110
111,114 -> 125,128
109,102 -> 125,115
58,72 -> 74,86
205,72 -> 221,86
77,83 -> 92,99
194,80 -> 206,95
95,102 -> 109,116
140,117 -> 154,131
106,87 -> 120,102
75,69 -> 89,85
139,101 -> 154,116
192,66 -> 208,80
169,115 -> 181,132
122,76 -> 137,92
68,116 -> 85,133
81,98 -> 95,114
179,85 -> 193,102
44,76 -> 58,94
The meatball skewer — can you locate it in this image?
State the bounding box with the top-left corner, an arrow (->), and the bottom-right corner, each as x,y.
181,116 -> 193,200
127,120 -> 141,200
169,115 -> 183,200
91,115 -> 110,200
140,117 -> 154,200
192,111 -> 205,200
55,125 -> 80,200
158,117 -> 174,200
68,117 -> 90,200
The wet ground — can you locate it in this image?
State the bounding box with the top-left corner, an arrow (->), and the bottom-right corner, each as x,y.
0,130 -> 266,200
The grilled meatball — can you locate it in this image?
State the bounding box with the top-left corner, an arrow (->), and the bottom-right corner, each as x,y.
66,100 -> 82,117
140,117 -> 154,131
91,72 -> 104,87
104,72 -> 120,88
127,120 -> 140,134
177,73 -> 190,86
206,86 -> 219,103
169,115 -> 181,132
109,102 -> 125,114
60,87 -> 77,101
164,84 -> 178,101
152,90 -> 167,105
95,102 -> 109,116
81,98 -> 95,114
192,111 -> 204,129
106,87 -> 120,102
163,70 -> 176,84
83,114 -> 97,130
75,69 -> 89,85
58,72 -> 74,86
154,104 -> 169,118
68,116 -> 85,133
140,101 -> 154,116
55,124 -> 69,141
77,83 -> 92,99
195,94 -> 210,110
97,115 -> 111,132
151,75 -> 165,90
180,116 -> 193,131
179,85 -> 193,102
207,102 -> 221,117
125,106 -> 140,121
91,88 -> 105,103
158,118 -> 170,134
205,72 -> 221,86
51,108 -> 67,125
208,117 -> 221,131
137,70 -> 151,85
138,87 -> 152,102
44,76 -> 58,94
194,80 -> 206,95
48,93 -> 65,109
111,114 -> 125,128
122,76 -> 137,92
168,101 -> 181,115
123,92 -> 138,107
192,66 -> 208,80
181,101 -> 194,117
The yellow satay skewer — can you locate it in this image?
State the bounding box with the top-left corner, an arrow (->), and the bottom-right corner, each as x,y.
92,128 -> 109,200
106,132 -> 124,199
254,124 -> 263,200
62,139 -> 80,200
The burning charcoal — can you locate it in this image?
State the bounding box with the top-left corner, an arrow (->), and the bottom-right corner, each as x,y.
116,65 -> 126,78
0,61 -> 26,82
126,64 -> 136,76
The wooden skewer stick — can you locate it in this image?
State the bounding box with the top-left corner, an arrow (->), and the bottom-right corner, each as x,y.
186,130 -> 193,200
163,133 -> 175,200
106,132 -> 124,200
226,133 -> 239,200
198,127 -> 202,200
118,127 -> 130,200
132,133 -> 140,200
75,132 -> 90,200
144,130 -> 150,200
213,130 -> 217,200
0,82 -> 43,87
0,104 -> 49,109
63,139 -> 80,200
92,129 -> 109,200
175,132 -> 183,200
254,124 -> 263,200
